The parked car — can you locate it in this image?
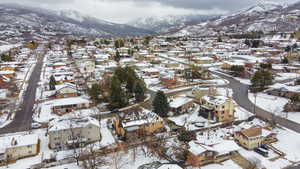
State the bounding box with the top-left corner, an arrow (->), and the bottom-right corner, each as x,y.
31,122 -> 42,129
260,144 -> 269,151
254,147 -> 268,157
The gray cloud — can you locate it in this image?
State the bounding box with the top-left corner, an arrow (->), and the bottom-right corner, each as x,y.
0,0 -> 297,23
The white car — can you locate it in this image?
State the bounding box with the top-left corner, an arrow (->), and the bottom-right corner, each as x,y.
31,122 -> 42,129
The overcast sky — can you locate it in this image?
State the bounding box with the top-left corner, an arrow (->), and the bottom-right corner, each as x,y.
0,0 -> 298,23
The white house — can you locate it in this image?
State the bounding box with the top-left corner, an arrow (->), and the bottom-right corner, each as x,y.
0,133 -> 39,163
48,117 -> 101,149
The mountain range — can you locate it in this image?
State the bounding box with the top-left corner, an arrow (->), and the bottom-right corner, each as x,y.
1,1 -> 300,39
0,4 -> 154,39
169,1 -> 300,37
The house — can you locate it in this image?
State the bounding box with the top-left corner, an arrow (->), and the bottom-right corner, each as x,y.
191,87 -> 217,100
199,96 -> 235,122
0,133 -> 39,164
52,62 -> 67,69
51,96 -> 90,115
266,83 -> 300,99
192,57 -> 214,64
160,71 -> 177,88
142,68 -> 160,77
187,140 -> 240,167
54,83 -> 78,98
114,109 -> 164,138
169,96 -> 194,115
82,60 -> 95,73
234,127 -> 264,150
272,65 -> 300,73
48,117 -> 101,149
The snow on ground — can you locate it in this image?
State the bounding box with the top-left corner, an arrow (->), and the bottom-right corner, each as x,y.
273,128 -> 300,162
248,93 -> 300,123
168,106 -> 214,131
44,163 -> 82,169
249,92 -> 288,113
206,78 -> 229,86
33,103 -> 99,123
100,146 -> 167,169
199,160 -> 242,169
99,118 -> 115,147
0,112 -> 11,128
275,73 -> 300,82
235,106 -> 253,121
234,77 -> 251,85
238,127 -> 300,169
239,149 -> 291,169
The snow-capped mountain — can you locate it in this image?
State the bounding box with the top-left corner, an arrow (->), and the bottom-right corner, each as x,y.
128,15 -> 217,33
0,4 -> 154,40
240,1 -> 285,15
169,1 -> 299,37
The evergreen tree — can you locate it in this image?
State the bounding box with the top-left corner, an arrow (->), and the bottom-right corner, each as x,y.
251,70 -> 273,92
259,62 -> 272,69
125,67 -> 138,93
114,50 -> 121,63
114,66 -> 127,83
49,75 -> 57,90
152,91 -> 170,117
114,39 -> 124,48
134,80 -> 146,102
109,76 -> 128,109
88,84 -> 102,103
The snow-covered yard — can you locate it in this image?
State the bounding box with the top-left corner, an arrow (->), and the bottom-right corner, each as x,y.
199,160 -> 242,169
248,92 -> 300,123
239,127 -> 300,169
275,73 -> 300,82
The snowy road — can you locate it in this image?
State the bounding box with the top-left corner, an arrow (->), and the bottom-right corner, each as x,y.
213,71 -> 300,134
0,53 -> 44,134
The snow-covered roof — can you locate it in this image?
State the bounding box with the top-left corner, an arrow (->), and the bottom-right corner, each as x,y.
268,83 -> 300,93
121,109 -> 163,128
202,95 -> 229,105
189,140 -> 240,156
0,133 -> 38,153
51,96 -> 90,107
48,116 -> 100,132
169,97 -> 193,109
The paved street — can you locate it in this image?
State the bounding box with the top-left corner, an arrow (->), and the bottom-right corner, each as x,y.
213,71 -> 300,133
0,56 -> 44,134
